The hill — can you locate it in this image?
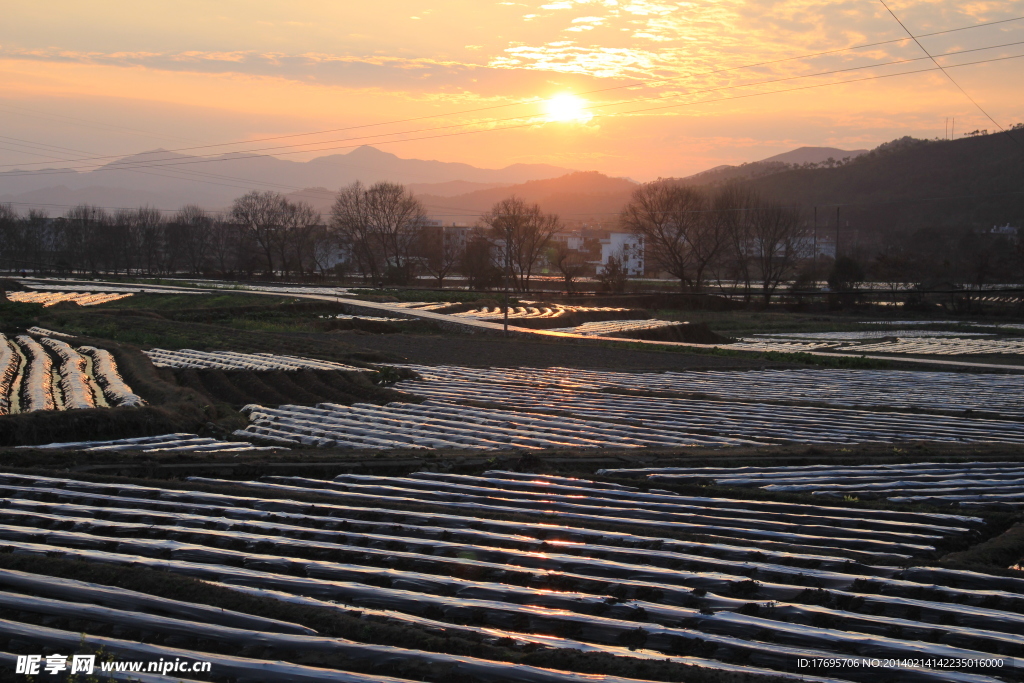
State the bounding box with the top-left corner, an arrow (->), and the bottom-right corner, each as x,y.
417,171 -> 638,226
739,133 -> 1024,238
682,146 -> 868,186
0,146 -> 572,214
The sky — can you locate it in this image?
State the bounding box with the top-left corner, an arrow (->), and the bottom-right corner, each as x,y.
1,0 -> 1023,181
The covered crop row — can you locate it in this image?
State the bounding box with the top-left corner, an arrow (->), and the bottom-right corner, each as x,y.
548,319 -> 680,335
236,402 -> 762,450
40,338 -> 96,410
399,365 -> 1024,417
389,376 -> 1024,445
18,433 -> 281,453
6,291 -> 133,307
0,471 -> 1018,682
145,348 -> 363,372
78,346 -> 145,407
730,336 -> 1024,356
600,462 -> 1024,509
15,335 -> 54,412
0,335 -> 144,415
0,335 -> 19,415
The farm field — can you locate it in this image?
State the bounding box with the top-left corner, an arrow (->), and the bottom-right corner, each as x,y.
6,291 -> 133,307
604,462 -> 1024,509
229,359 -> 1024,455
0,470 -> 1022,683
2,285 -> 1024,682
0,332 -> 144,415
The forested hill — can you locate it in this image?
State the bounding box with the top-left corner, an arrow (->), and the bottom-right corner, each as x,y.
737,133 -> 1024,235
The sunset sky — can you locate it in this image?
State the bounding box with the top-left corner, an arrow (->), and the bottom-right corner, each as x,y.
2,0 -> 1023,181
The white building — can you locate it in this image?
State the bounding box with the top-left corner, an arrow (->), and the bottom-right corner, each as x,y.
551,231 -> 585,251
596,232 -> 644,276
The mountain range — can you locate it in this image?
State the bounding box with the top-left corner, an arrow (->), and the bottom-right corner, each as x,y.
0,146 -> 572,215
1,144 -> 866,217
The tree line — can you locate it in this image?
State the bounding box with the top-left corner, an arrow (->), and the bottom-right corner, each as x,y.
1,177 -> 1019,301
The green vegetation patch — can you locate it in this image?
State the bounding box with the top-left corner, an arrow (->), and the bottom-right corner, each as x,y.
0,300 -> 44,333
96,292 -> 295,310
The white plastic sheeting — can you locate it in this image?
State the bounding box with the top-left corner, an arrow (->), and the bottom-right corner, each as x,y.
15,433 -> 281,453
78,346 -> 145,407
144,348 -> 363,372
397,365 -> 1024,418
384,370 -> 1024,446
14,335 -> 54,412
40,337 -> 96,410
0,472 -> 1019,682
235,402 -> 757,451
601,462 -> 1024,508
0,334 -> 18,415
6,291 -> 133,306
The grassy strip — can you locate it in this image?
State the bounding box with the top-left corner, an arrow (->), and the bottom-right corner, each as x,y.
95,292 -> 295,310
0,301 -> 45,333
0,552 -> 791,683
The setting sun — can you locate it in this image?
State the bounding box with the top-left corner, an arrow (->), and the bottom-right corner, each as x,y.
544,93 -> 592,123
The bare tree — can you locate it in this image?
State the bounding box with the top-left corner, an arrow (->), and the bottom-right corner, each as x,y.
284,201 -> 322,278
620,181 -> 702,291
748,197 -> 804,304
307,225 -> 336,278
418,225 -> 462,288
549,241 -> 590,294
460,228 -> 503,290
331,181 -> 425,285
172,205 -> 213,275
331,182 -> 380,283
365,182 -> 425,284
231,191 -> 289,275
208,218 -> 243,277
0,204 -> 21,273
134,206 -> 165,274
481,196 -> 560,292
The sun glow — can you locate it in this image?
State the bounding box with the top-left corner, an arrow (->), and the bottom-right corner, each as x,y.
544,93 -> 592,123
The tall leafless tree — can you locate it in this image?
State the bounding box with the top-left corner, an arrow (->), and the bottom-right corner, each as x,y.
549,241 -> 590,294
231,191 -> 289,275
748,197 -> 804,304
481,196 -> 560,292
418,225 -> 462,289
620,181 -> 702,291
331,181 -> 425,284
172,205 -> 213,275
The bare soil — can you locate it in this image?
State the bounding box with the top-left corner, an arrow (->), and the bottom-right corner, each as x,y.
329,332 -> 788,371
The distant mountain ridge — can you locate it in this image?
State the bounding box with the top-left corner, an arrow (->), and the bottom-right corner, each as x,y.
0,145 -> 573,214
417,171 -> 639,226
683,146 -> 869,186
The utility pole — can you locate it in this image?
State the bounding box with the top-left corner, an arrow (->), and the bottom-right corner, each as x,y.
503,223 -> 511,337
813,206 -> 818,287
835,206 -> 841,258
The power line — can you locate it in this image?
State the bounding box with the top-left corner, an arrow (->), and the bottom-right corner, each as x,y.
3,51 -> 1023,221
5,44 -> 1023,180
2,14 -> 1022,170
880,0 -> 1022,147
